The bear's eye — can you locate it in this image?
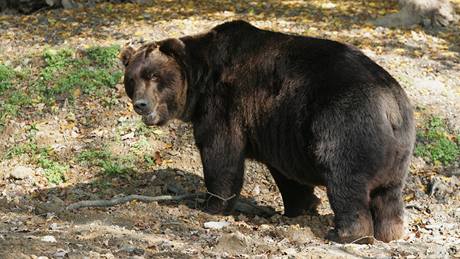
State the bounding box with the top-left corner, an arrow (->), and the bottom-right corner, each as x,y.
150,74 -> 159,81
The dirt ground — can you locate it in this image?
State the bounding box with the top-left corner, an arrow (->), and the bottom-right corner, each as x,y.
0,1 -> 459,258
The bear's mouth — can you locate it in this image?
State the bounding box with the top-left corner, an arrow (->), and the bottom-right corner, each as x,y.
142,111 -> 160,126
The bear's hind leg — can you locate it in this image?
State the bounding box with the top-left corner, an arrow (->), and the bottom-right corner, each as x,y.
269,167 -> 320,217
370,184 -> 404,242
326,179 -> 374,244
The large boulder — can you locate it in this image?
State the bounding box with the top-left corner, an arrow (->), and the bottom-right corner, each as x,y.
374,0 -> 458,28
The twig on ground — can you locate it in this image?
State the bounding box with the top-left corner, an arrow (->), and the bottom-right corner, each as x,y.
66,193 -> 203,210
206,191 -> 236,202
66,191 -> 277,217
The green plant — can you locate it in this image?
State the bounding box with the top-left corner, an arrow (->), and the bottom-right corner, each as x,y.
131,136 -> 151,152
86,45 -> 120,66
77,149 -> 112,166
0,93 -> 32,130
100,160 -> 131,175
415,116 -> 460,166
4,142 -> 38,159
2,45 -> 122,132
144,154 -> 155,166
0,64 -> 32,130
43,48 -> 73,70
77,148 -> 135,175
37,46 -> 123,103
5,125 -> 67,184
0,64 -> 14,92
38,156 -> 68,184
3,124 -> 39,159
36,147 -> 67,185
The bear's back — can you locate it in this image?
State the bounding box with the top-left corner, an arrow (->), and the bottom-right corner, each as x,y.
207,21 -> 413,185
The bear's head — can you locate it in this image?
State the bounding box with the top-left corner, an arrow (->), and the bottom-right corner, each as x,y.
120,39 -> 187,126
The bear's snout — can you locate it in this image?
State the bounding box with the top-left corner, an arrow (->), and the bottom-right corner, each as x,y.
133,99 -> 152,115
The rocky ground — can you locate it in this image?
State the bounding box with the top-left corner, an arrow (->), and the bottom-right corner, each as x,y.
0,1 -> 459,258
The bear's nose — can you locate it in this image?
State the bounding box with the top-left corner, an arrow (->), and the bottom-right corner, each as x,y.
134,99 -> 149,113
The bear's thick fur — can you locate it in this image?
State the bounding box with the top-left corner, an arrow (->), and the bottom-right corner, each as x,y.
120,20 -> 415,243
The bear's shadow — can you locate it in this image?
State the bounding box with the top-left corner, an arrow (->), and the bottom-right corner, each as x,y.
24,167 -> 332,239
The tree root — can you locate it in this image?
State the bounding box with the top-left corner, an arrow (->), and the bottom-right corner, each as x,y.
66,191 -> 276,217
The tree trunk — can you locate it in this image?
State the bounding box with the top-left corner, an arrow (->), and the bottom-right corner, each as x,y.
0,0 -> 143,13
0,0 -> 83,13
374,0 -> 458,28
2,0 -> 49,14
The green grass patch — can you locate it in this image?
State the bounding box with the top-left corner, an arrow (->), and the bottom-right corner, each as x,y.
77,148 -> 135,176
36,147 -> 68,185
0,64 -> 14,92
77,149 -> 112,165
0,64 -> 32,130
6,145 -> 67,185
4,125 -> 67,185
3,124 -> 39,159
37,46 -> 123,103
86,45 -> 120,66
415,116 -> 460,166
100,160 -> 132,175
1,45 -> 123,132
4,142 -> 38,159
38,155 -> 68,185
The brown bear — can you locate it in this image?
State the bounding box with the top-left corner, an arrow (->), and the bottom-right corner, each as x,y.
120,20 -> 415,243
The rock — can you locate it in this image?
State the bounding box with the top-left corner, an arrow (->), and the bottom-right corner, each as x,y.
45,0 -> 60,6
213,231 -> 250,255
252,185 -> 260,195
447,168 -> 460,177
453,208 -> 460,220
41,235 -> 57,242
321,2 -> 336,9
34,120 -> 72,150
61,0 -> 75,9
157,240 -> 174,251
21,58 -> 30,66
414,79 -> 444,94
49,223 -> 62,230
281,247 -> 297,256
35,196 -> 65,214
203,221 -> 230,230
283,225 -> 315,244
9,166 -> 34,180
132,0 -> 151,4
411,156 -> 427,172
53,249 -> 68,258
429,176 -> 452,202
119,244 -> 144,255
373,0 -> 458,28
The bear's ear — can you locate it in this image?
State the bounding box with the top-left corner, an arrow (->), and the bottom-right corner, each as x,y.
159,38 -> 185,59
120,46 -> 135,67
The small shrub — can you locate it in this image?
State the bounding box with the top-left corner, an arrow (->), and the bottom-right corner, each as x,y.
415,116 -> 460,166
38,154 -> 67,185
100,160 -> 131,175
43,48 -> 73,69
86,45 -> 120,66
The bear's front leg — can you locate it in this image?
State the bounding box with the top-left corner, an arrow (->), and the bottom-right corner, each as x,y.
198,128 -> 246,215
